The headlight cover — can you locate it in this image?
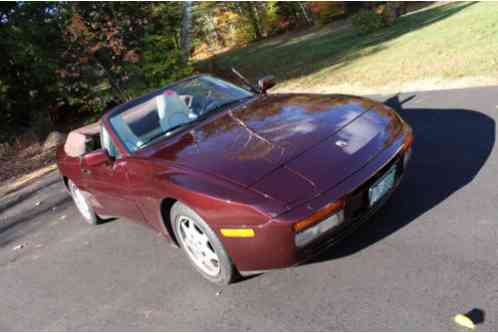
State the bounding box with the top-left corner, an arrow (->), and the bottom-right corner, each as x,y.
294,210 -> 344,248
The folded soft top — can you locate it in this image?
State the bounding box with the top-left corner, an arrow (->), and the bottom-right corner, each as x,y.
64,122 -> 100,157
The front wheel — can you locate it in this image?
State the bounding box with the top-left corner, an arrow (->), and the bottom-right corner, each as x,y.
68,179 -> 99,225
171,201 -> 237,285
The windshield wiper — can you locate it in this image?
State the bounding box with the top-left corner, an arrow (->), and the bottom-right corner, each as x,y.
138,121 -> 197,148
165,121 -> 196,135
204,96 -> 254,115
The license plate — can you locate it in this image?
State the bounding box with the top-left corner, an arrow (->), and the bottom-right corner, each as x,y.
368,164 -> 397,207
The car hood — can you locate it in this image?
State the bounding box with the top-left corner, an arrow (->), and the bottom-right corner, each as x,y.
139,94 -> 403,206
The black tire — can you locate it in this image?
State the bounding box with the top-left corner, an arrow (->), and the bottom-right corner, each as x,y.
170,201 -> 237,285
68,179 -> 99,225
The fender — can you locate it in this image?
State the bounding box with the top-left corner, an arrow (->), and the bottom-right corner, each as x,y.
125,159 -> 285,241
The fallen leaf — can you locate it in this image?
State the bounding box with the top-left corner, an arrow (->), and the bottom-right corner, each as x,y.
35,201 -> 41,206
12,243 -> 26,251
454,313 -> 475,330
216,289 -> 223,296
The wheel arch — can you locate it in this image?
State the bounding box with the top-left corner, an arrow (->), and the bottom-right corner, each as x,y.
159,197 -> 179,246
62,176 -> 69,190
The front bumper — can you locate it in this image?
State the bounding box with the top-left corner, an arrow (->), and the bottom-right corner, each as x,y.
231,134 -> 409,273
295,154 -> 404,263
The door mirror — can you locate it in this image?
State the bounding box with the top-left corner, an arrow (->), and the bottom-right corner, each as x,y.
83,149 -> 111,167
257,75 -> 276,94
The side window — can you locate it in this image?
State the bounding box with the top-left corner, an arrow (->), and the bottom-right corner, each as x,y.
100,126 -> 118,158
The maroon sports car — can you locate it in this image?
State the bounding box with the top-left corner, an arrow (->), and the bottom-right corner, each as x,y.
57,74 -> 413,284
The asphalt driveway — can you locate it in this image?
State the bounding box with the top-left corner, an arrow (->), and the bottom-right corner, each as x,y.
1,86 -> 497,330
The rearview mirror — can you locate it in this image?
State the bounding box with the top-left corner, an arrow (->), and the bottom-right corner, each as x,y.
258,75 -> 276,94
83,149 -> 111,167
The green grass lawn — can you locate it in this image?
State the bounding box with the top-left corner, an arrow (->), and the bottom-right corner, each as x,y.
196,2 -> 498,94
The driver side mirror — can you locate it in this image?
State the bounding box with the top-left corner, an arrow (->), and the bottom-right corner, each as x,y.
258,75 -> 276,94
83,148 -> 112,167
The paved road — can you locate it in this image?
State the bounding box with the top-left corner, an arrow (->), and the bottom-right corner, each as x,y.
1,86 -> 497,331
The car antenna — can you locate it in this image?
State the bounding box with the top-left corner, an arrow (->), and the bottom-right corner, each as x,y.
231,68 -> 260,94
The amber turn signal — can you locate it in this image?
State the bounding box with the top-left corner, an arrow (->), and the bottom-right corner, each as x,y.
293,200 -> 345,232
220,228 -> 255,238
402,130 -> 414,151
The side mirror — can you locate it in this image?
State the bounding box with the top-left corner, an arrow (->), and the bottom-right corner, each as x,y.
257,75 -> 276,94
83,149 -> 111,167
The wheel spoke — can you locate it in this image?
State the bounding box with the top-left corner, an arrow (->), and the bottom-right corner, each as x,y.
200,232 -> 209,243
181,219 -> 193,238
204,246 -> 219,263
71,183 -> 92,220
177,215 -> 221,277
201,249 -> 219,274
195,231 -> 208,244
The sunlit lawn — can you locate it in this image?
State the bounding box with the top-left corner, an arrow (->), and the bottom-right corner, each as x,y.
196,2 -> 498,94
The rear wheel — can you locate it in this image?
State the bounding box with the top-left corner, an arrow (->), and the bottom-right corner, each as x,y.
171,201 -> 236,285
68,180 -> 98,225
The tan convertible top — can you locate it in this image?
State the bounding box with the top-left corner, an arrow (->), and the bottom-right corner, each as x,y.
64,122 -> 100,157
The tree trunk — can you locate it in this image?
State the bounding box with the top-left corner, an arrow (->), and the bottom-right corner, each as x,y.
180,1 -> 193,61
206,14 -> 225,48
95,60 -> 127,102
240,3 -> 262,40
250,5 -> 263,39
299,2 -> 313,25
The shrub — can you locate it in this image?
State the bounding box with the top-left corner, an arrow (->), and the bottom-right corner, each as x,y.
31,111 -> 54,141
309,2 -> 346,25
261,2 -> 281,37
351,10 -> 384,35
376,2 -> 402,26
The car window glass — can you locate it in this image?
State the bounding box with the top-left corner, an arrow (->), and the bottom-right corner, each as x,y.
109,75 -> 253,153
101,126 -> 118,158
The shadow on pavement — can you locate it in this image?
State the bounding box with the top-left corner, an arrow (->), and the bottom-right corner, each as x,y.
0,171 -> 60,213
0,195 -> 72,248
466,308 -> 485,326
311,94 -> 496,262
0,171 -> 73,248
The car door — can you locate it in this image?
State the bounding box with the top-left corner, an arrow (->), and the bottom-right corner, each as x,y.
80,125 -> 145,222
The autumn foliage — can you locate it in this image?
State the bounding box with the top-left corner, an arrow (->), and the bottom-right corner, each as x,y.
0,2 -> 400,144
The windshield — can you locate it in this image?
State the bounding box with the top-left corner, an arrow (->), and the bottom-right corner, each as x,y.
109,75 -> 253,153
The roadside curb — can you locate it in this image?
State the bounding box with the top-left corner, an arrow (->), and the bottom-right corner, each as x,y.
0,164 -> 58,199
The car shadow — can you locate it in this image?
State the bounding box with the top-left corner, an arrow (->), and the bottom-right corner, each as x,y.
309,94 -> 496,263
0,172 -> 61,214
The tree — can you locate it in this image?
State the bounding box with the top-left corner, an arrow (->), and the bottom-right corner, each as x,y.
58,2 -> 192,114
298,2 -> 313,25
58,3 -> 149,109
234,2 -> 263,40
180,1 -> 193,61
0,1 -> 193,142
141,2 -> 192,88
0,2 -> 66,140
